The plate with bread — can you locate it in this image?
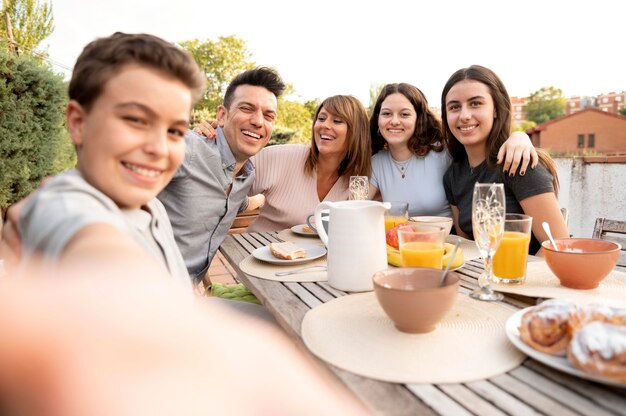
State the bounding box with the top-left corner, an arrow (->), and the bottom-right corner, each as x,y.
505,299 -> 626,387
252,242 -> 327,265
290,224 -> 319,237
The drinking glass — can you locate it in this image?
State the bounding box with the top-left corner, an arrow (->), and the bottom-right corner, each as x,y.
398,223 -> 446,269
384,201 -> 409,232
493,214 -> 532,284
470,183 -> 505,301
349,176 -> 369,200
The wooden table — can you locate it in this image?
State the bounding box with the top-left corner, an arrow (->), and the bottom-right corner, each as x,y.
219,231 -> 626,416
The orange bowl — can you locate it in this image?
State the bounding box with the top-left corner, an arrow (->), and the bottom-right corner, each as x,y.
542,238 -> 621,289
372,268 -> 459,333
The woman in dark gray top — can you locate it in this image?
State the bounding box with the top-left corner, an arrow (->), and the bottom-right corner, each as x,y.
441,65 -> 569,255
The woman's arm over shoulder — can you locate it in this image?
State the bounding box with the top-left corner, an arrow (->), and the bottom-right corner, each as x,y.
497,131 -> 538,176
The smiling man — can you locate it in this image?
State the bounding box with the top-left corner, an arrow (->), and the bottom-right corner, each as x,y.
157,67 -> 286,282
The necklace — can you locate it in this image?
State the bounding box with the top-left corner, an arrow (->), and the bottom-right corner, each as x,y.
391,157 -> 411,179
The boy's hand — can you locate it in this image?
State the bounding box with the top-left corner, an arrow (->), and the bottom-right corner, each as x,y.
0,199 -> 26,271
0,177 -> 53,272
193,120 -> 218,139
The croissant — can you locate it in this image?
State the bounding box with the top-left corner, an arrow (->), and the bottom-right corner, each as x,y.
567,322 -> 626,382
569,303 -> 615,332
519,299 -> 579,356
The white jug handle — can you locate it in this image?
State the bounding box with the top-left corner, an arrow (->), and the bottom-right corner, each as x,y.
314,202 -> 332,247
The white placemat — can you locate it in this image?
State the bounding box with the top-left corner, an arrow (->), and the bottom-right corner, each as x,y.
302,293 -> 525,384
277,228 -> 323,246
239,255 -> 327,282
492,261 -> 626,308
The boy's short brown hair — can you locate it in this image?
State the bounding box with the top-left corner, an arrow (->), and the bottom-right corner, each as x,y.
69,32 -> 205,110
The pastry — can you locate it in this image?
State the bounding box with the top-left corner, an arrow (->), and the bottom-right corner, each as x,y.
519,299 -> 579,356
269,242 -> 307,260
567,321 -> 626,383
569,303 -> 615,332
301,225 -> 316,234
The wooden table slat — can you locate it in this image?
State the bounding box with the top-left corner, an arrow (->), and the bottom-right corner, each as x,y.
489,373 -> 581,416
300,281 -> 337,303
509,366 -> 616,416
284,282 -> 323,309
464,380 -> 540,416
406,384 -> 473,416
523,360 -> 626,415
437,384 -> 507,416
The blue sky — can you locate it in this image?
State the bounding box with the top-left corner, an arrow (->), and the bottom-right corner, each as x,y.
44,0 -> 625,106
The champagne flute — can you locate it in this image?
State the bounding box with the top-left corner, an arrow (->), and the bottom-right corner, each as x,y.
349,176 -> 369,200
470,183 -> 505,301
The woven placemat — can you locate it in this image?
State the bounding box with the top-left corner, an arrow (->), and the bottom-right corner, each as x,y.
276,228 -> 322,245
239,255 -> 327,282
302,293 -> 524,384
492,262 -> 626,308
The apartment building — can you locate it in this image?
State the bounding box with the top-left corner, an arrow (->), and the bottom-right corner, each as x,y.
513,91 -> 626,124
511,96 -> 527,125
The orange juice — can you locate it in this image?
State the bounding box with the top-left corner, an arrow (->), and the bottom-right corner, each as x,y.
493,231 -> 531,281
385,216 -> 409,232
400,242 -> 444,269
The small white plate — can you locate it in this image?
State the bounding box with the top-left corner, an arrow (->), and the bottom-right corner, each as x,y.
505,307 -> 626,388
290,224 -> 319,237
252,243 -> 327,265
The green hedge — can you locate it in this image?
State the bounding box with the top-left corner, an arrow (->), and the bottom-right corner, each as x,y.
0,48 -> 69,209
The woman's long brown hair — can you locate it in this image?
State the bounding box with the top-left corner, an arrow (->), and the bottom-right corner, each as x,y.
305,95 -> 371,178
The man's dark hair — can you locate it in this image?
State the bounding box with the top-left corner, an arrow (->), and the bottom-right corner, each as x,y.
223,67 -> 286,108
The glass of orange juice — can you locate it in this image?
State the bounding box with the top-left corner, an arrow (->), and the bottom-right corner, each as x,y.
493,214 -> 533,284
384,201 -> 409,232
398,224 -> 446,269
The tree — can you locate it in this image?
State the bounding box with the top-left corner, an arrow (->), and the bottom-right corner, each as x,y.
368,83 -> 383,116
179,36 -> 254,114
0,48 -> 67,211
523,86 -> 566,125
513,120 -> 536,133
1,0 -> 54,57
619,107 -> 626,117
276,99 -> 314,143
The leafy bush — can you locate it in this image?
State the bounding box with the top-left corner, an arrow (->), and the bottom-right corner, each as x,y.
0,48 -> 68,209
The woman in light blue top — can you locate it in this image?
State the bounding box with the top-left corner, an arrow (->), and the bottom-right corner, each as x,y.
368,83 -> 537,218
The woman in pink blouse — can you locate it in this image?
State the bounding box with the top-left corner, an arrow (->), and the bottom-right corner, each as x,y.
247,95 -> 371,231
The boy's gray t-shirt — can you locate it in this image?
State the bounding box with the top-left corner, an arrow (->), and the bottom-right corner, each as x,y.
19,170 -> 191,288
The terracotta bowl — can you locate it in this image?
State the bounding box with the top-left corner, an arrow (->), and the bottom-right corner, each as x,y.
372,268 -> 459,333
542,238 -> 621,289
409,216 -> 453,237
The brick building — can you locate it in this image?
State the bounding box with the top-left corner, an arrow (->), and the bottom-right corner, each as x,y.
512,91 -> 626,124
596,91 -> 626,114
526,108 -> 626,155
566,96 -> 596,115
511,96 -> 527,125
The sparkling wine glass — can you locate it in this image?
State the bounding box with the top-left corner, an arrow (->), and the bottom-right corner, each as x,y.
470,183 -> 505,301
349,176 -> 369,200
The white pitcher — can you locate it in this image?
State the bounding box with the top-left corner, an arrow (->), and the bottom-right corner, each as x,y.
315,200 -> 391,292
